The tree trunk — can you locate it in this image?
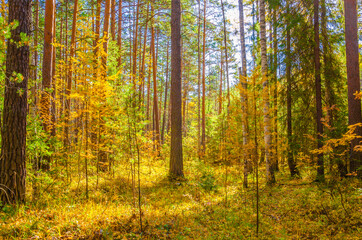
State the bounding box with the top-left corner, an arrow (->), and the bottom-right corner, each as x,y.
344,0 -> 362,175
221,0 -> 230,107
238,0 -> 249,188
99,0 -> 111,168
286,1 -> 299,177
64,0 -> 78,148
40,0 -> 55,171
272,6 -> 279,172
151,3 -> 160,151
201,0 -> 207,154
260,0 -> 275,184
117,0 -> 122,68
314,0 -> 324,181
170,0 -> 183,178
111,0 -> 116,40
0,0 -> 31,204
161,41 -> 170,144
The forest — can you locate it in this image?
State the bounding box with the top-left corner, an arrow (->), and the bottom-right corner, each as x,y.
0,0 -> 361,239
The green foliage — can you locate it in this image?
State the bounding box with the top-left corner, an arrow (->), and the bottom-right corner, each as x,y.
198,172 -> 218,191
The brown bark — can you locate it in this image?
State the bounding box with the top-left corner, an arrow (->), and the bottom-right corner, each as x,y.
117,0 -> 122,68
161,41 -> 170,144
272,6 -> 279,172
286,1 -> 299,177
170,0 -> 183,178
314,0 -> 324,181
201,0 -> 207,154
197,0 -> 201,156
0,0 -> 31,204
111,0 -> 116,40
344,0 -> 362,174
151,3 -> 160,151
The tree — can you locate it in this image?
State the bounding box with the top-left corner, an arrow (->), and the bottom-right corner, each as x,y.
260,0 -> 275,184
169,0 -> 183,178
314,0 -> 324,181
238,0 -> 249,188
344,0 -> 362,175
64,0 -> 78,148
40,0 -> 56,170
0,0 -> 31,204
286,1 -> 299,177
201,0 -> 207,154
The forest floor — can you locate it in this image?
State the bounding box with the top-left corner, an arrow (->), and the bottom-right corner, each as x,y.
0,157 -> 361,239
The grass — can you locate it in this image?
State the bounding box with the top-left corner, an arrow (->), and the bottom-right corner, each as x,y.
0,157 -> 361,239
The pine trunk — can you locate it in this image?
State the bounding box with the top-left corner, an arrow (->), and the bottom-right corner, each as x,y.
0,0 -> 31,204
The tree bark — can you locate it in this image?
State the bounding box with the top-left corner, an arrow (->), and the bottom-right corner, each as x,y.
111,0 -> 116,40
40,0 -> 55,170
201,0 -> 207,155
161,41 -> 170,144
238,0 -> 249,188
286,1 -> 299,177
314,0 -> 324,181
260,0 -> 275,184
0,0 -> 31,204
344,0 -> 362,175
151,2 -> 160,152
170,0 -> 183,178
117,0 -> 122,68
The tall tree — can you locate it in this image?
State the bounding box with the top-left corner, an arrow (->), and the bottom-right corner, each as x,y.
0,0 -> 31,204
221,0 -> 230,107
260,0 -> 275,184
286,1 -> 299,177
151,1 -> 160,151
117,0 -> 123,67
201,0 -> 207,154
344,0 -> 362,174
238,0 -> 249,188
40,0 -> 56,170
169,0 -> 183,178
314,0 -> 324,181
64,0 -> 78,148
111,0 -> 116,40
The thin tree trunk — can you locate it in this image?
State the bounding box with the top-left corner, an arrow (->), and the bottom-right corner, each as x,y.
260,0 -> 275,184
238,0 -> 249,188
219,50 -> 223,115
40,0 -> 55,170
64,0 -> 78,148
197,0 -> 201,157
286,1 -> 299,177
221,0 -> 230,107
272,6 -> 279,172
151,3 -> 160,151
161,41 -> 170,144
314,0 -> 324,181
117,0 -> 122,68
201,0 -> 207,154
111,0 -> 116,40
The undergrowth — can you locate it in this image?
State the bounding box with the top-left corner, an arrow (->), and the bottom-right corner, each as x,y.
0,158 -> 361,239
